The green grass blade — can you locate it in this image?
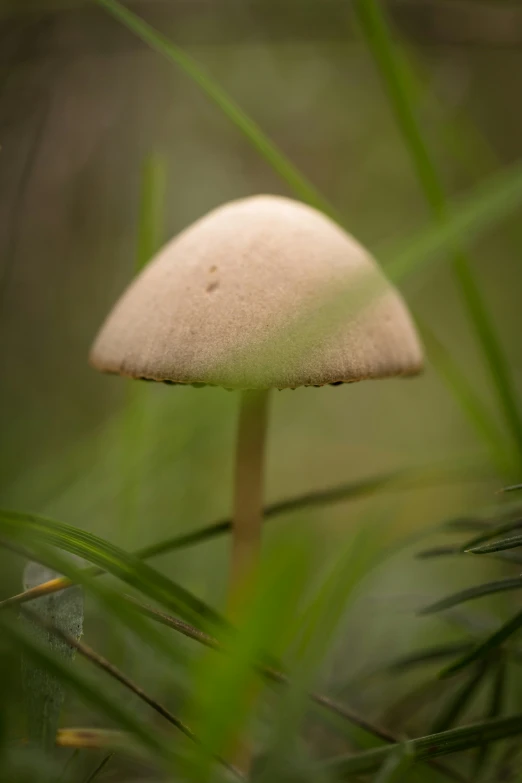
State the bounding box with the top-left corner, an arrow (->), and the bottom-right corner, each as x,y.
354,0 -> 522,468
385,643 -> 476,673
462,518 -> 522,550
95,0 -> 338,223
323,714 -> 522,777
137,466 -> 463,559
431,662 -> 489,734
0,509 -> 222,629
0,613 -> 175,766
420,578 -> 522,616
466,536 -> 522,555
419,322 -> 513,475
440,609 -> 522,678
134,152 -> 166,275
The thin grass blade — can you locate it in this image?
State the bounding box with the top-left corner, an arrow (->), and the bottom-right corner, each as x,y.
323,713 -> 522,777
466,536 -> 522,555
353,0 -> 522,469
420,578 -> 522,616
441,609 -> 522,678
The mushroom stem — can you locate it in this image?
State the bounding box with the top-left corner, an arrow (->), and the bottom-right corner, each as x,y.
229,389 -> 270,607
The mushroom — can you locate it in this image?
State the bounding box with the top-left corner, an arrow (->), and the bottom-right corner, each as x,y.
90,195 -> 423,607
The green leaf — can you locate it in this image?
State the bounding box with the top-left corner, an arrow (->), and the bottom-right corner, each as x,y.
466,536 -> 522,555
21,561 -> 84,750
372,743 -> 415,783
441,610 -> 522,678
353,0 -> 522,470
420,578 -> 522,615
134,152 -> 166,275
323,714 -> 522,778
0,509 -> 222,630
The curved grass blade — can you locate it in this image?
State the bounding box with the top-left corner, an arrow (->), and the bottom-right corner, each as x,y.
385,643 -> 476,672
441,609 -> 522,678
0,613 -> 176,766
417,545 -> 522,565
466,535 -> 522,555
501,484 -> 522,493
431,661 -> 490,734
0,509 -> 222,629
353,0 -> 522,469
420,578 -> 522,616
323,714 -> 522,778
462,517 -> 522,550
95,0 -> 338,223
21,562 -> 84,750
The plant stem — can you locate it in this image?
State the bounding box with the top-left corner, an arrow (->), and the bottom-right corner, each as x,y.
229,389 -> 270,606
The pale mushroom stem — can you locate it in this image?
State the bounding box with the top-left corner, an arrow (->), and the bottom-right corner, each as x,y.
228,388 -> 270,608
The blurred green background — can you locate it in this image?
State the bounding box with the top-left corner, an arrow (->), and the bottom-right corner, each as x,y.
1,1 -> 522,781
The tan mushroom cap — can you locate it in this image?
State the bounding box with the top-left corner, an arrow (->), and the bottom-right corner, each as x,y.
90,195 -> 423,389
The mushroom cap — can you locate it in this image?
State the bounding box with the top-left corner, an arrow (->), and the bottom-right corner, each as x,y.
90,195 -> 423,389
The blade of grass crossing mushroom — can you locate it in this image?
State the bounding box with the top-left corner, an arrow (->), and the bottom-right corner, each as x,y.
257,521 -> 384,783
441,609 -> 522,678
183,536 -> 317,782
0,614 -> 177,767
94,0 -> 513,469
353,0 -> 522,470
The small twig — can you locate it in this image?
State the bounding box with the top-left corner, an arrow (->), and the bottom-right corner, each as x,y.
20,606 -> 195,742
